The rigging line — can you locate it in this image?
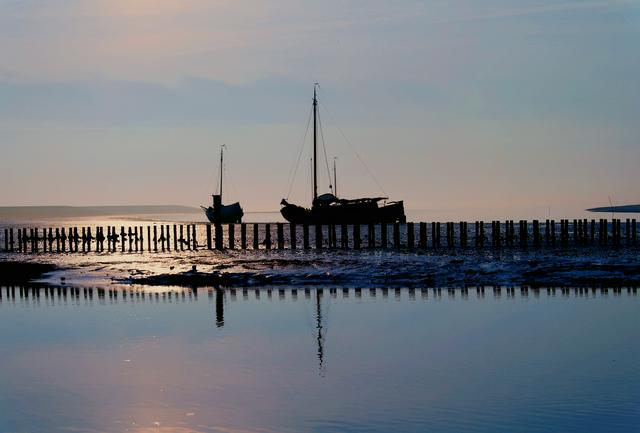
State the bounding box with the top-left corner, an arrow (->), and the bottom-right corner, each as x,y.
224,152 -> 240,201
319,100 -> 388,197
316,107 -> 333,193
285,106 -> 314,200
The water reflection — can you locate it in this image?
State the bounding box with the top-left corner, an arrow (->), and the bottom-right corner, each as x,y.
0,284 -> 639,433
1,284 -> 637,305
215,288 -> 224,328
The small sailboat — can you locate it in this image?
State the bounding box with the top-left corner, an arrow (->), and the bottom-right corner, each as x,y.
201,145 -> 244,224
280,85 -> 406,224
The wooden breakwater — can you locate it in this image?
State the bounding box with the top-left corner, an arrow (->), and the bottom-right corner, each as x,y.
1,218 -> 638,254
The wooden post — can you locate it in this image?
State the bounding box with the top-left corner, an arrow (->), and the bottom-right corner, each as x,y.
206,224 -> 212,250
3,228 -> 8,252
289,223 -> 296,250
147,226 -> 151,251
590,219 -> 595,245
339,224 -> 347,249
214,219 -> 222,249
550,220 -> 556,246
544,220 -> 550,246
533,220 -> 540,247
133,227 -> 138,252
459,222 -> 466,248
381,223 -> 388,249
353,224 -> 361,249
253,223 -> 260,249
419,222 -> 427,248
474,221 -> 479,246
9,228 -> 14,252
368,223 -> 376,249
213,195 -> 222,250
265,224 -> 272,249
626,219 -> 631,245
229,224 -> 236,249
277,223 -> 284,249
153,225 -> 158,252
88,227 -> 94,252
192,224 -> 197,250
17,228 -> 22,252
520,220 -> 527,247
407,222 -> 415,249
577,219 -> 582,244
165,225 -> 171,251
298,224 -> 309,249
173,225 -> 177,251
186,224 -> 191,250
242,223 -> 248,249
60,228 -> 67,252
315,224 -> 323,250
96,227 -> 100,252
160,225 -> 165,252
393,222 -> 400,249
73,227 -> 78,252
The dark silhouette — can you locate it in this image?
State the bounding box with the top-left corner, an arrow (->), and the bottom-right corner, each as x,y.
202,145 -> 243,223
215,288 -> 224,328
280,85 -> 405,224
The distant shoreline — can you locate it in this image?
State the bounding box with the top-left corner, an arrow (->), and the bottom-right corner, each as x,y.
0,205 -> 200,218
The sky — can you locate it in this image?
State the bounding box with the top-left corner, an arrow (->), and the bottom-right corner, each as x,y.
0,0 -> 639,219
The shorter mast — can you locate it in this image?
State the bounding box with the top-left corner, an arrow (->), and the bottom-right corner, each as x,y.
333,157 -> 337,198
219,145 -> 224,201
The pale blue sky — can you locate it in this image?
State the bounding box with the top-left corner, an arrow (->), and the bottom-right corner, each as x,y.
1,0 -> 639,218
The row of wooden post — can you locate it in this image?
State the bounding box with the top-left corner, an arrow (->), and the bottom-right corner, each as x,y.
2,219 -> 638,253
2,224 -> 197,253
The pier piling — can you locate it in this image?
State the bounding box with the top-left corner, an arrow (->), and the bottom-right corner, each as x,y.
289,223 -> 295,250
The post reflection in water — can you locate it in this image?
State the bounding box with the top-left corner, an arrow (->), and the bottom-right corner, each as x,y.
215,288 -> 224,328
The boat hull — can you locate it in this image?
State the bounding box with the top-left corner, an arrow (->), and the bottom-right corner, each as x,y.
202,202 -> 244,224
281,200 -> 405,224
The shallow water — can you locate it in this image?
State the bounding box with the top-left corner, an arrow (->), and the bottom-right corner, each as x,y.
1,213 -> 639,432
2,214 -> 639,289
0,286 -> 638,433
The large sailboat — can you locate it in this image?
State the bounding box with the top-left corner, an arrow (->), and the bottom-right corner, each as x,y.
201,145 -> 244,224
280,85 -> 406,224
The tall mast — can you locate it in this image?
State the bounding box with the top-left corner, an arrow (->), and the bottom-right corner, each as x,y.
313,84 -> 318,202
219,145 -> 224,200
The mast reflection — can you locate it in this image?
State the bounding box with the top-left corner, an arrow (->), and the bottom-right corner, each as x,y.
316,289 -> 326,377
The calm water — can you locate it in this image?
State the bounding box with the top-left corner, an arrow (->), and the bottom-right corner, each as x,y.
0,286 -> 639,433
1,212 -> 639,432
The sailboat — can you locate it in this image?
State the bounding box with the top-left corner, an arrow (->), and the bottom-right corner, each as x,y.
280,85 -> 406,224
201,145 -> 244,224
